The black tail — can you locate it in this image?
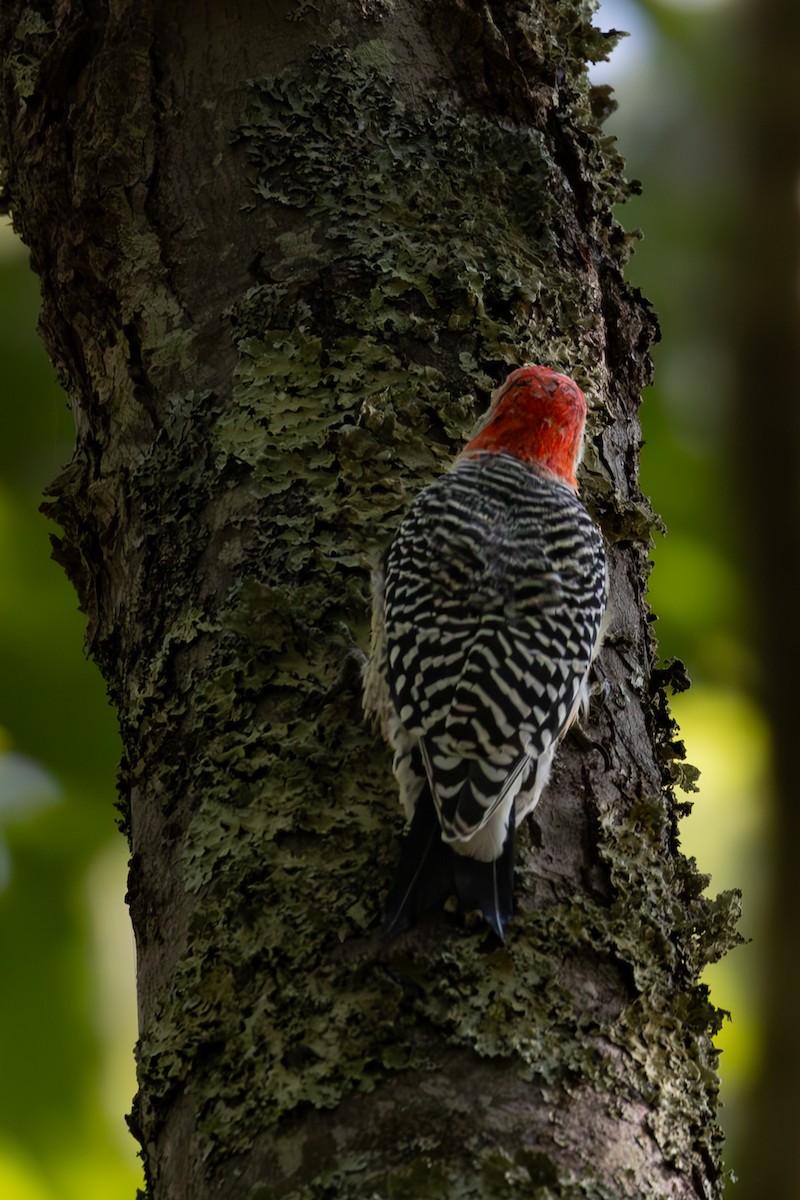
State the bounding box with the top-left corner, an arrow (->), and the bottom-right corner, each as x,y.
454,801 -> 515,941
382,788 -> 515,941
382,785 -> 456,940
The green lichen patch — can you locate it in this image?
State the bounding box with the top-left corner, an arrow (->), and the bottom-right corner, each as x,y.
233,42 -> 619,463
4,9 -> 54,103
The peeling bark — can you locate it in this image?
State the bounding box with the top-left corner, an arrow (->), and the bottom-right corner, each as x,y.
0,2 -> 739,1197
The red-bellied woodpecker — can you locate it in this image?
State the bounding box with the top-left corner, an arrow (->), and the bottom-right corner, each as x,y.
364,364 -> 607,940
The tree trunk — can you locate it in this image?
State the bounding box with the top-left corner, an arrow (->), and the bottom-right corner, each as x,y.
733,0 -> 800,1197
0,2 -> 740,1197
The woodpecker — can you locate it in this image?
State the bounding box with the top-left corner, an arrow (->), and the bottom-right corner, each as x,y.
364,364 -> 607,940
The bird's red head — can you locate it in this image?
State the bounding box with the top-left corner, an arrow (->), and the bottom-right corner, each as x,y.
462,364 -> 588,490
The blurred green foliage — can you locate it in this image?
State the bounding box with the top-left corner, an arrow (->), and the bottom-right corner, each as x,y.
0,0 -> 769,1194
0,223 -> 140,1198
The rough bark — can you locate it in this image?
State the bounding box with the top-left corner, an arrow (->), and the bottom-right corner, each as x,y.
0,2 -> 740,1198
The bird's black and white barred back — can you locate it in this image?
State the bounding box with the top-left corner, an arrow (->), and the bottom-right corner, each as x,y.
364,365 -> 608,939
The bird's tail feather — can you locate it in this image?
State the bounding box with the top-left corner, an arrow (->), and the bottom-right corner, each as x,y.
382,788 -> 515,941
382,785 -> 455,939
453,802 -> 515,941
